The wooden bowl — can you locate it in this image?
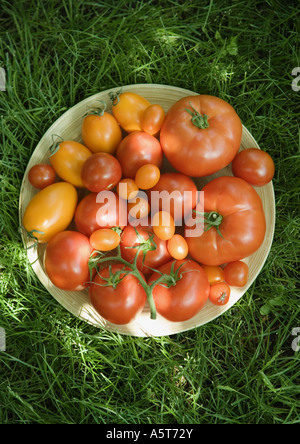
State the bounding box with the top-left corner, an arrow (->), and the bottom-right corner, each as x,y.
19,84 -> 275,337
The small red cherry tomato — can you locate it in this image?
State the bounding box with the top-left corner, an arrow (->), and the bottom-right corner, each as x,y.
209,282 -> 231,306
224,260 -> 249,287
28,164 -> 56,189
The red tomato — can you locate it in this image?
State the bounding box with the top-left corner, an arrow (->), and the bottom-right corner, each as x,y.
110,91 -> 151,133
81,152 -> 122,192
44,231 -> 93,291
148,260 -> 210,322
202,265 -> 225,285
209,282 -> 231,306
116,131 -> 163,179
81,112 -> 122,154
232,148 -> 275,186
224,260 -> 249,287
147,172 -> 198,223
74,192 -> 127,237
28,164 -> 56,189
141,104 -> 165,136
160,95 -> 242,177
89,264 -> 147,324
120,224 -> 171,275
185,176 -> 266,265
167,234 -> 188,260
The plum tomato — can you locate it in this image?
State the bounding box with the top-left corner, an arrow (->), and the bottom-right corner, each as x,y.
231,148 -> 275,186
49,140 -> 92,188
81,152 -> 122,192
167,234 -> 188,260
141,104 -> 165,136
152,211 -> 175,241
135,164 -> 161,190
223,260 -> 249,287
28,163 -> 56,189
89,228 -> 121,252
110,91 -> 151,133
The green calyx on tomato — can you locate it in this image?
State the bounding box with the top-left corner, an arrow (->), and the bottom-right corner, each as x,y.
151,260 -> 187,289
185,103 -> 209,129
193,210 -> 224,238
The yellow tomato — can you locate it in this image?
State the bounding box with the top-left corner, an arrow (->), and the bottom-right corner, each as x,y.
81,113 -> 122,154
110,91 -> 151,133
22,182 -> 78,243
49,140 -> 92,187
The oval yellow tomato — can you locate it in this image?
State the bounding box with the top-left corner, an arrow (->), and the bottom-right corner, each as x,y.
49,140 -> 92,187
22,182 -> 78,243
110,91 -> 151,133
81,113 -> 122,154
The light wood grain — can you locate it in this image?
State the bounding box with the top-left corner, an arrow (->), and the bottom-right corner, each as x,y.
19,84 -> 276,337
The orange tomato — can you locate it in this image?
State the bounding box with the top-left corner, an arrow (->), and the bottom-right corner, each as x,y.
167,234 -> 188,260
81,113 -> 122,154
49,140 -> 92,188
128,196 -> 150,220
117,178 -> 139,200
90,229 -> 121,251
152,211 -> 175,241
110,91 -> 151,132
22,182 -> 78,243
202,265 -> 225,285
135,164 -> 161,190
141,104 -> 165,136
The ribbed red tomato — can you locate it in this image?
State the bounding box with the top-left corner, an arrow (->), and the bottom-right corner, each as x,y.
160,95 -> 242,177
185,176 -> 266,265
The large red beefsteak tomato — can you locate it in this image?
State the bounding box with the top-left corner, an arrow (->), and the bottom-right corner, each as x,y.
160,95 -> 242,177
185,176 -> 266,265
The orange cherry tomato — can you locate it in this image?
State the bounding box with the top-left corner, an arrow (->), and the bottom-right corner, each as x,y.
209,282 -> 231,306
224,260 -> 249,287
135,164 -> 161,190
128,196 -> 150,220
90,228 -> 121,251
141,104 -> 165,136
167,234 -> 188,260
152,211 -> 175,241
117,178 -> 139,200
81,112 -> 122,154
22,182 -> 78,243
202,265 -> 225,285
49,140 -> 92,188
110,91 -> 151,133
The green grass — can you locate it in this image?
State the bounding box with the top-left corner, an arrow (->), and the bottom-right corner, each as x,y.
0,0 -> 300,424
